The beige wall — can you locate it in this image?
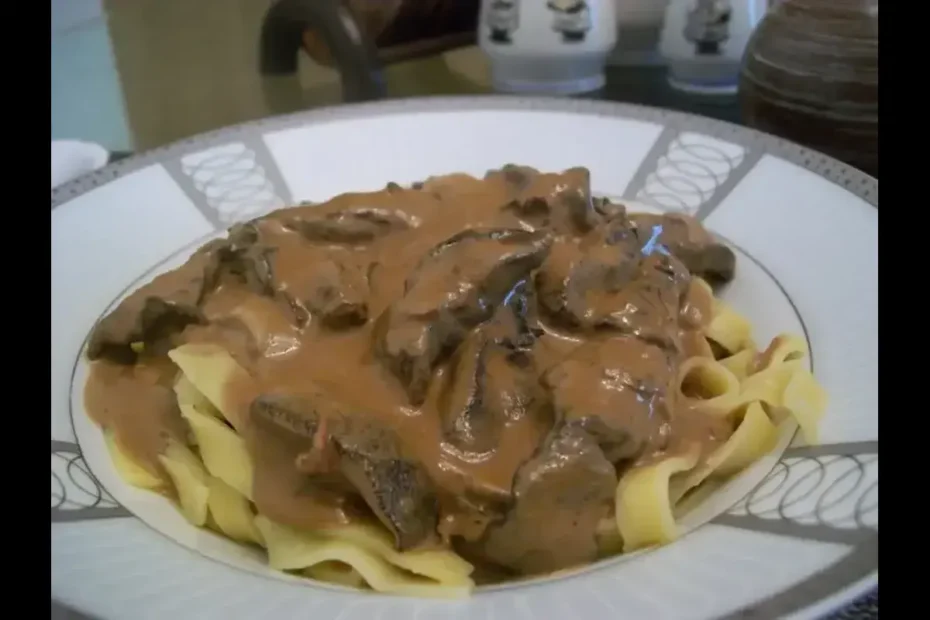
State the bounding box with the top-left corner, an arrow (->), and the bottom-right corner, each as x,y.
103,0 -> 344,149
102,0 -> 485,150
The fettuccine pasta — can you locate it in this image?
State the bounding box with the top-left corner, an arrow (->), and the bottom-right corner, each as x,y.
255,516 -> 473,598
82,168 -> 828,596
611,289 -> 827,553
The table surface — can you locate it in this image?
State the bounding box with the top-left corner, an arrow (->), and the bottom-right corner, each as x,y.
51,1 -> 875,617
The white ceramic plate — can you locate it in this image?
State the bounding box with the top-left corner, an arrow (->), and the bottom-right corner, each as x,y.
51,96 -> 877,620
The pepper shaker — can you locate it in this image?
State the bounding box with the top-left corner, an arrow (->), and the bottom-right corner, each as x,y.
478,0 -> 617,94
659,0 -> 767,94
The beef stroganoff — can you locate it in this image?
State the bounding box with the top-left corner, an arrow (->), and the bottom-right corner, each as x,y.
83,166 -> 826,597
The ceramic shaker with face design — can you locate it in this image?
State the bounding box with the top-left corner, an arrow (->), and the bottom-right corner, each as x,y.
548,0 -> 593,43
479,0 -> 616,94
683,0 -> 732,55
659,0 -> 767,94
486,0 -> 520,44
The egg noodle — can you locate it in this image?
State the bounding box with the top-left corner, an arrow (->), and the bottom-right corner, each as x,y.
102,277 -> 825,597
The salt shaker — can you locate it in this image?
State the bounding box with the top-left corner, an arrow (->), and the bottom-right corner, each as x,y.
479,0 -> 617,94
659,0 -> 767,94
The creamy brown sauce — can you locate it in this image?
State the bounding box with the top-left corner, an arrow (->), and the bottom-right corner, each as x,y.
84,166 -> 738,578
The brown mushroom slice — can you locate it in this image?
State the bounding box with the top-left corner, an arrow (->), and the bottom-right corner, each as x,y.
535,229 -> 641,331
630,213 -> 736,284
482,276 -> 544,355
250,394 -> 440,551
590,253 -> 692,348
197,221 -> 278,297
542,336 -> 676,463
250,392 -> 329,441
248,393 -> 357,530
286,207 -> 414,244
400,228 -> 550,330
287,257 -> 370,329
372,309 -> 463,408
439,328 -> 545,455
87,253 -> 215,363
438,491 -> 510,545
89,221 -> 270,363
537,228 -> 692,348
330,420 -> 440,551
486,163 -> 539,193
673,243 -> 737,285
473,424 -> 617,575
209,245 -> 276,297
374,228 -> 550,405
498,166 -> 602,235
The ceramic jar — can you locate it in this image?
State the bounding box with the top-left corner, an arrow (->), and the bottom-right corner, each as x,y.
659,0 -> 768,94
478,0 -> 618,94
739,0 -> 879,177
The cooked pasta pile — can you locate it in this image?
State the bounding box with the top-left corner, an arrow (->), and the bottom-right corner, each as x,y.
86,166 -> 826,597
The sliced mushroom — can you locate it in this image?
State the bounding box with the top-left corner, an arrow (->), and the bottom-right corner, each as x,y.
87,255 -> 214,362
250,393 -> 439,551
537,222 -> 692,348
331,420 -> 440,551
473,424 -> 617,575
542,336 -> 675,462
439,329 -> 546,455
375,228 -> 550,405
287,207 -> 414,244
288,257 -> 369,328
499,167 -> 602,235
630,213 -> 736,284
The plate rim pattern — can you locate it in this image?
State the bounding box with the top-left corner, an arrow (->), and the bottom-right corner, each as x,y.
51,95 -> 878,620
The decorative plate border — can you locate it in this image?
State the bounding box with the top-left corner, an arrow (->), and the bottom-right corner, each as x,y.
51,96 -> 878,619
50,96 -> 877,211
